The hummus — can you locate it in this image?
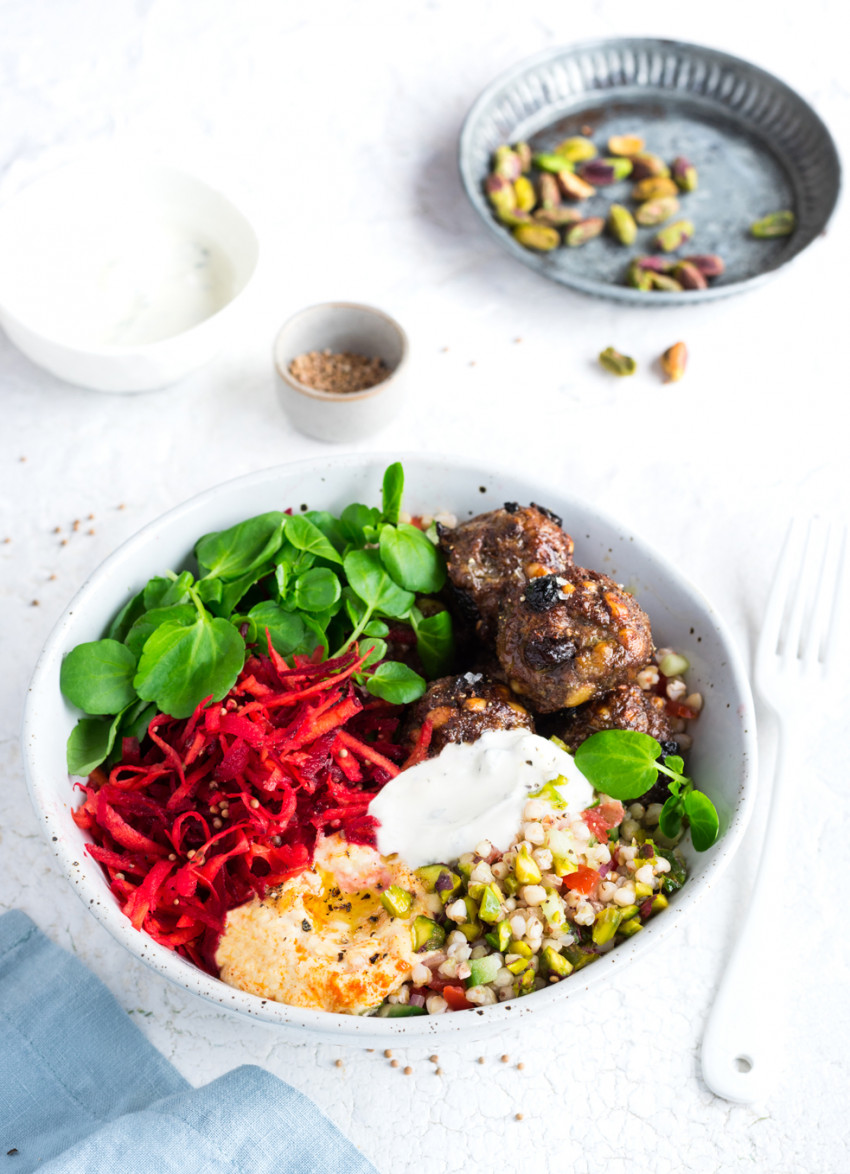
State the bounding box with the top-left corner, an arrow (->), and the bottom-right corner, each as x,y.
215,834 -> 436,1013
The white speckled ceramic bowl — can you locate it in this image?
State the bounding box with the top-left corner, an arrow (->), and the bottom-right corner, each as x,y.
0,157 -> 259,392
274,303 -> 408,443
23,453 -> 757,1043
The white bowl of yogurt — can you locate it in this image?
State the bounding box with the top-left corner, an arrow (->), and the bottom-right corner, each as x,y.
0,157 -> 259,392
22,453 -> 758,1044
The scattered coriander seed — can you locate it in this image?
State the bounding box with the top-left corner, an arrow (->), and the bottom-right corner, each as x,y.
515,1113 -> 524,1121
403,1066 -> 412,1076
168,853 -> 177,861
501,1054 -> 510,1063
429,1054 -> 439,1063
435,1067 -> 443,1076
53,526 -> 61,533
517,1062 -> 525,1070
87,528 -> 95,535
390,1060 -> 399,1068
384,1049 -> 393,1058
249,798 -> 260,809
335,1059 -> 343,1068
477,1056 -> 485,1065
31,599 -> 39,606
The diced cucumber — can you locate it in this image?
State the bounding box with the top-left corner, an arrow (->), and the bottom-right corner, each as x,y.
375,1003 -> 427,1018
465,954 -> 502,987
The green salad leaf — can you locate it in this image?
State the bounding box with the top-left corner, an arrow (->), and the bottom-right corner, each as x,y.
59,639 -> 138,715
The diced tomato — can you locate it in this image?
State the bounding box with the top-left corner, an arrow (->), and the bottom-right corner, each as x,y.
562,865 -> 599,896
666,700 -> 697,720
441,984 -> 474,1011
582,801 -> 625,840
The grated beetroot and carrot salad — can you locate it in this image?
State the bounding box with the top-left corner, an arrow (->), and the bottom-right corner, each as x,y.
72,639 -> 408,973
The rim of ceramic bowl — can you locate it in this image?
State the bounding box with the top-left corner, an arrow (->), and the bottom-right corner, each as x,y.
0,161 -> 260,356
458,36 -> 841,305
273,302 -> 408,403
22,451 -> 757,1040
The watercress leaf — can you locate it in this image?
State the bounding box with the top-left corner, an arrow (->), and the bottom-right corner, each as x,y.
106,590 -> 146,643
343,549 -> 414,618
573,729 -> 661,802
365,661 -> 426,704
283,515 -> 342,565
658,794 -> 685,840
66,716 -> 118,775
301,613 -> 330,657
196,512 -> 284,580
413,610 -> 455,679
196,577 -> 223,607
134,616 -> 245,719
360,638 -> 387,668
381,463 -> 404,525
60,639 -> 139,715
292,567 -> 342,613
117,698 -> 157,745
303,510 -> 347,553
379,523 -> 446,593
362,523 -> 384,545
214,565 -> 274,618
248,602 -> 326,659
143,571 -> 194,610
339,503 -> 381,547
125,604 -> 196,659
684,790 -> 720,851
363,619 -> 389,638
343,589 -> 367,627
664,754 -> 685,777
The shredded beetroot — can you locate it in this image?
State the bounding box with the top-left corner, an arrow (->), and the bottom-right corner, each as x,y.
73,641 -> 406,973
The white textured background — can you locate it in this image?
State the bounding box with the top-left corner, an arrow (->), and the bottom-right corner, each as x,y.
1,2 -> 848,1171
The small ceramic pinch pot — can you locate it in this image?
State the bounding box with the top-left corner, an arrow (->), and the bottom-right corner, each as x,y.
274,302 -> 409,443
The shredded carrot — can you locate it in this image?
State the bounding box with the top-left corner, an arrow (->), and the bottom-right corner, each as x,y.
75,642 -> 406,973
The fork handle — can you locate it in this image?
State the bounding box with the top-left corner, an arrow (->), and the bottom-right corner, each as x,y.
700,726 -> 795,1103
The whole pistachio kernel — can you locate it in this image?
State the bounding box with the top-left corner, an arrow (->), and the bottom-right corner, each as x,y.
558,171 -> 596,200
599,346 -> 637,376
647,272 -> 684,292
512,223 -> 560,251
492,145 -> 522,181
629,152 -> 671,180
484,173 -> 517,215
673,261 -> 708,290
634,195 -> 680,227
608,134 -> 644,157
513,175 -> 537,212
537,172 -> 561,210
626,261 -> 653,291
608,204 -> 638,246
654,219 -> 694,253
751,210 -> 796,238
514,141 -> 532,173
565,217 -> 605,247
632,176 -> 679,202
533,206 -> 582,228
682,253 -> 725,277
660,342 -> 688,382
554,136 -> 597,162
672,156 -> 698,192
533,153 -> 575,174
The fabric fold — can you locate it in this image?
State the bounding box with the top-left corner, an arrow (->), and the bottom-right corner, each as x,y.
0,911 -> 376,1174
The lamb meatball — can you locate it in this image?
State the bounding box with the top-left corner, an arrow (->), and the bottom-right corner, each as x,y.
557,682 -> 673,752
401,672 -> 535,756
496,568 -> 654,712
437,503 -> 574,642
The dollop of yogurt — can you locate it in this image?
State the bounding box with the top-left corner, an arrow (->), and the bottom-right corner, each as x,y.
369,729 -> 594,870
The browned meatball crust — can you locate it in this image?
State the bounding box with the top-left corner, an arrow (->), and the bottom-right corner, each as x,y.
437,504 -> 574,643
557,683 -> 673,752
401,672 -> 535,756
495,568 -> 654,712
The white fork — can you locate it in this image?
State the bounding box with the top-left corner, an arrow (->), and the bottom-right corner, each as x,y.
700,518 -> 847,1103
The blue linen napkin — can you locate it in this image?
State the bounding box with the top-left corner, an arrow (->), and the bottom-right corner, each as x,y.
0,910 -> 377,1174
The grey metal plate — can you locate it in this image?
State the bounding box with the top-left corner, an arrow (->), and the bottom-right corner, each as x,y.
459,39 -> 841,304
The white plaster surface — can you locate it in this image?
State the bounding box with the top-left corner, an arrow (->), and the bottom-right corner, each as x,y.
1,2 -> 848,1171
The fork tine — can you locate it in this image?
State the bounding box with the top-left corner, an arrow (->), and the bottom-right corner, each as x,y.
818,523 -> 848,671
783,519 -> 822,662
758,518 -> 803,666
